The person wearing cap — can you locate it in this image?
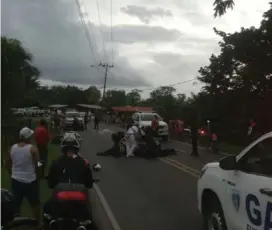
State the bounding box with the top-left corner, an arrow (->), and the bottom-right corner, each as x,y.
35,119 -> 50,177
8,127 -> 41,227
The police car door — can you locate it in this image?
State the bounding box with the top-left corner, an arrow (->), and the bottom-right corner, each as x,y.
225,134 -> 272,230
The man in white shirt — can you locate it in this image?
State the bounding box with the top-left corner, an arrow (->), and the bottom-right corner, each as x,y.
9,127 -> 41,227
124,123 -> 144,158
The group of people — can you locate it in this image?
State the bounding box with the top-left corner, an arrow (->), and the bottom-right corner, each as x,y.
7,118 -> 94,228
97,116 -> 176,159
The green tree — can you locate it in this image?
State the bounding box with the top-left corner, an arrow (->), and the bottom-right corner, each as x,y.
1,36 -> 40,119
84,86 -> 101,104
126,89 -> 142,106
213,0 -> 234,17
104,90 -> 126,107
149,86 -> 177,120
198,4 -> 272,141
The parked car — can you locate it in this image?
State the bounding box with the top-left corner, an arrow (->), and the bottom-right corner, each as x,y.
25,107 -> 44,117
11,108 -> 26,116
132,112 -> 169,141
64,111 -> 84,130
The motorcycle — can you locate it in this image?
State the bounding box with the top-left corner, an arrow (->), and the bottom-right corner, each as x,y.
43,164 -> 101,230
1,189 -> 37,230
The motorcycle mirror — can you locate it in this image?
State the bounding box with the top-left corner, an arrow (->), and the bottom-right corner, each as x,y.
92,163 -> 102,172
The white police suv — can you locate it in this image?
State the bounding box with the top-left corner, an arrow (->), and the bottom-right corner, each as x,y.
197,132 -> 272,230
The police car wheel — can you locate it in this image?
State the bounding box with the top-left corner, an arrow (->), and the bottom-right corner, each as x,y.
203,198 -> 227,230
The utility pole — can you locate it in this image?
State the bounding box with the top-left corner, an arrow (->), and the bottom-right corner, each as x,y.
91,63 -> 114,99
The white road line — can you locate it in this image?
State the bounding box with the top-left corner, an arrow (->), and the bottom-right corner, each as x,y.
93,184 -> 122,230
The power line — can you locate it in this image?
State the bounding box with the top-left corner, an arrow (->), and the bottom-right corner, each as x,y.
75,0 -> 100,72
82,0 -> 101,61
141,78 -> 198,91
100,78 -> 198,91
95,0 -> 107,62
110,0 -> 114,65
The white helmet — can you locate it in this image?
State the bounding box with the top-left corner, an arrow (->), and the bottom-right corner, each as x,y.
60,132 -> 81,152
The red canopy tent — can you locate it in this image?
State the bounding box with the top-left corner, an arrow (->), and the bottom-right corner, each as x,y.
111,106 -> 153,113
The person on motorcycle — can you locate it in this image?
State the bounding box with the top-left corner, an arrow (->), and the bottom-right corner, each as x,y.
43,132 -> 93,227
46,132 -> 93,189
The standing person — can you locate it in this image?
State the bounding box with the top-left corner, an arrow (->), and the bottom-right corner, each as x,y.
34,119 -> 50,177
53,110 -> 60,134
59,115 -> 65,134
84,112 -> 88,130
72,115 -> 80,131
124,121 -> 140,158
94,111 -> 100,130
190,123 -> 199,157
247,118 -> 260,144
8,127 -> 42,227
151,115 -> 159,137
188,108 -> 199,157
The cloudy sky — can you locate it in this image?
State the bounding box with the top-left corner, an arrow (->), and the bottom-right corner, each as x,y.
1,0 -> 269,97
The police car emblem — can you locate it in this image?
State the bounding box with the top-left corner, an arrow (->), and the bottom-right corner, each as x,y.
232,190 -> 240,211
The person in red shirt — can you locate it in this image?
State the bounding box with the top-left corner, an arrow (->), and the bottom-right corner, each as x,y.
35,119 -> 50,177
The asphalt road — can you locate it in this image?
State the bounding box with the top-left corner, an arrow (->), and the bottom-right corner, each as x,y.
80,124 -> 225,230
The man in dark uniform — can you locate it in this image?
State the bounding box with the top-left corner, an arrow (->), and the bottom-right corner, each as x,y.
188,108 -> 199,157
190,123 -> 199,157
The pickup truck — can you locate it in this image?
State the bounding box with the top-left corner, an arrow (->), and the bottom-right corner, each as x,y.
11,108 -> 26,116
64,111 -> 84,130
132,112 -> 169,141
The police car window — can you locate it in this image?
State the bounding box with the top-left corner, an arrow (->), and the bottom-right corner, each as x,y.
239,137 -> 272,177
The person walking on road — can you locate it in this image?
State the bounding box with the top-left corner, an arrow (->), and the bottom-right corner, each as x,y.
34,119 -> 50,177
93,111 -> 100,130
190,123 -> 199,157
247,118 -> 260,144
53,110 -> 60,134
84,112 -> 88,130
8,127 -> 42,227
